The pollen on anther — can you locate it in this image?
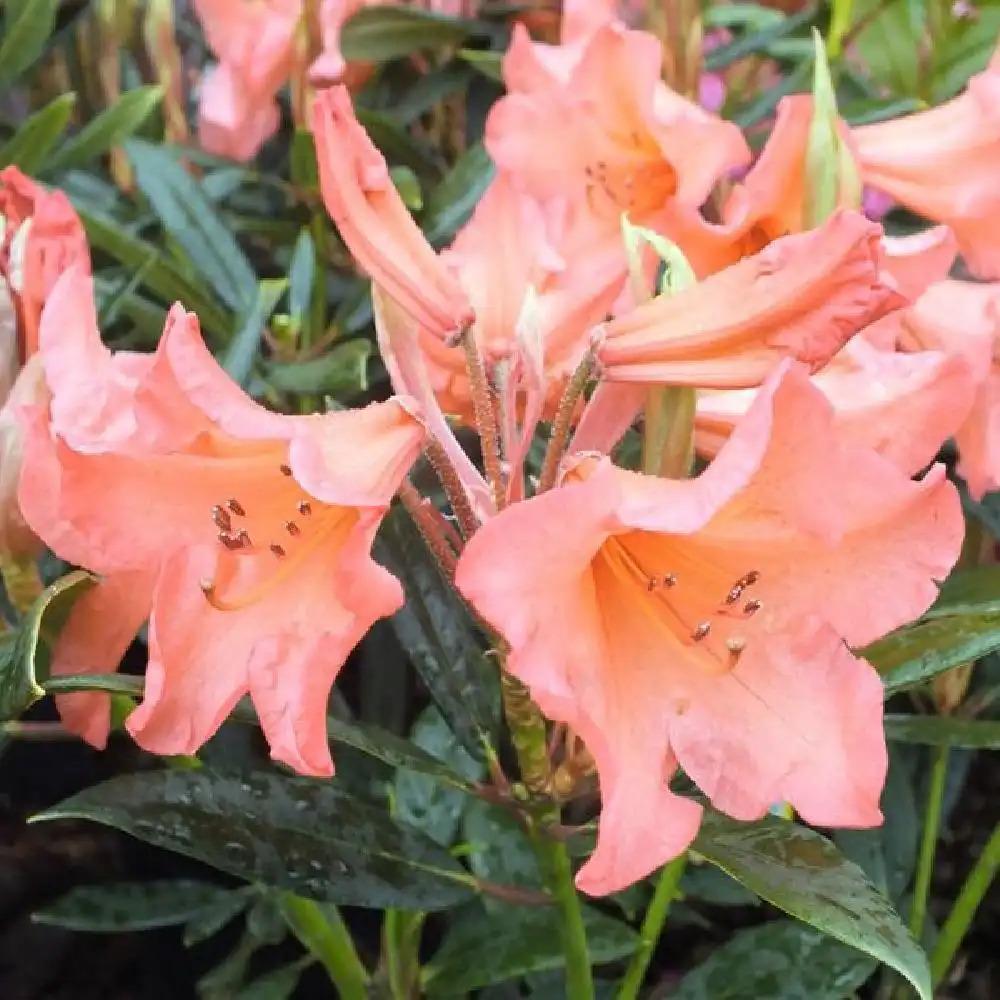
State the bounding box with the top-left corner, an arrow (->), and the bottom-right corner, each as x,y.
691,621 -> 711,641
285,521 -> 300,536
270,543 -> 286,558
744,599 -> 762,616
297,500 -> 312,516
218,531 -> 243,550
234,529 -> 251,548
663,573 -> 677,587
724,584 -> 744,605
226,498 -> 246,516
739,570 -> 761,588
212,505 -> 231,532
279,463 -> 293,476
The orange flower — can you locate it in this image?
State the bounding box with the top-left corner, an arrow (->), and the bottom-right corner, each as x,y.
312,86 -> 474,340
598,211 -> 905,387
486,23 -> 749,224
853,53 -> 1000,279
19,268 -> 424,770
457,362 -> 962,894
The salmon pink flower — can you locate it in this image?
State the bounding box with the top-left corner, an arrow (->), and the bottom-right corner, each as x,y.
874,279 -> 1000,498
486,24 -> 749,225
695,337 -> 977,477
598,211 -> 905,387
18,267 -> 424,772
852,52 -> 1000,279
456,362 -> 963,894
312,86 -> 474,340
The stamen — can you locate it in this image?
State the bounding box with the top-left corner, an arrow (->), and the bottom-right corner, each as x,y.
724,584 -> 744,605
738,570 -> 760,588
663,573 -> 677,587
270,543 -> 286,558
297,500 -> 312,516
212,505 -> 232,532
285,521 -> 300,536
234,529 -> 251,548
691,622 -> 711,641
218,532 -> 243,550
279,464 -> 293,477
227,498 -> 246,517
744,599 -> 761,616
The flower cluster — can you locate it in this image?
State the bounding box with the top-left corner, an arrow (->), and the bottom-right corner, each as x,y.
8,1 -> 996,900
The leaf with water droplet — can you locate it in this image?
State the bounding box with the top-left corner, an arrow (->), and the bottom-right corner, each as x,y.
693,810 -> 932,1000
31,769 -> 477,911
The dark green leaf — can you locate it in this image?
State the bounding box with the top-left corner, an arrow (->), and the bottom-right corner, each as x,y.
31,769 -> 477,911
457,48 -> 503,82
375,507 -> 500,759
462,798 -> 540,908
884,713 -> 1000,749
866,611 -> 1000,696
0,0 -> 59,84
390,165 -> 423,211
395,707 -> 485,847
264,340 -> 371,398
125,139 -> 258,313
223,279 -> 288,387
926,564 -> 1000,618
355,109 -> 436,174
671,920 -> 876,1000
423,144 -> 495,245
48,87 -> 163,172
704,4 -> 817,71
42,674 -> 477,793
693,811 -> 931,1000
33,880 -> 232,933
184,888 -> 256,946
77,206 -> 232,338
394,64 -> 475,125
286,230 -> 315,334
0,570 -> 95,722
0,92 -> 76,172
236,962 -> 307,1000
341,7 -> 484,62
423,904 -> 638,996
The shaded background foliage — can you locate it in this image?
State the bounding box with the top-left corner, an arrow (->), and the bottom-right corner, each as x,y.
0,1 -> 999,998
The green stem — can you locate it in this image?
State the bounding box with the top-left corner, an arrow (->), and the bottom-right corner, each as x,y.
642,387 -> 696,478
531,819 -> 594,1000
615,853 -> 688,1000
909,745 -> 949,942
281,894 -> 369,1000
930,816 -> 1000,986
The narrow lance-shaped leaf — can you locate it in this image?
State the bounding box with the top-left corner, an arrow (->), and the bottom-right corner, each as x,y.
0,92 -> 76,173
30,769 -> 479,911
0,0 -> 60,84
693,810 -> 933,1000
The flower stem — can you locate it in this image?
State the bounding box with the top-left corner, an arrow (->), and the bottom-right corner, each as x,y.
930,815 -> 1000,986
281,894 -> 369,1000
642,386 -> 696,478
531,816 -> 594,1000
909,745 -> 949,942
539,346 -> 597,493
615,853 -> 688,1000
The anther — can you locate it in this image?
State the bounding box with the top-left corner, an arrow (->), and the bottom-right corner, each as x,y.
284,521 -> 300,536
218,531 -> 244,550
279,463 -> 292,477
297,500 -> 312,516
724,584 -> 744,605
691,622 -> 711,641
744,599 -> 761,616
212,505 -> 231,532
270,543 -> 286,558
663,573 -> 677,587
646,576 -> 659,592
234,529 -> 251,548
226,498 -> 246,516
738,570 -> 760,588
727,636 -> 747,658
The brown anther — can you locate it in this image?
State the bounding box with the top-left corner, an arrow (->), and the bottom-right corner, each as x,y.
226,498 -> 246,516
279,463 -> 293,477
270,543 -> 286,558
691,621 -> 711,641
663,573 -> 677,587
739,570 -> 761,588
646,576 -> 660,591
284,521 -> 300,536
218,531 -> 244,550
211,505 -> 232,532
725,584 -> 744,605
234,529 -> 251,548
744,599 -> 762,616
297,500 -> 312,516
726,636 -> 747,656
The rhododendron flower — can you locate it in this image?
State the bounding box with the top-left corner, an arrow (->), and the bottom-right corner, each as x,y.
695,337 -> 978,476
18,267 -> 424,772
598,211 -> 905,387
0,168 -> 90,557
312,86 -> 474,341
456,362 -> 963,894
871,279 -> 1000,498
852,50 -> 1000,279
487,24 -> 749,224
